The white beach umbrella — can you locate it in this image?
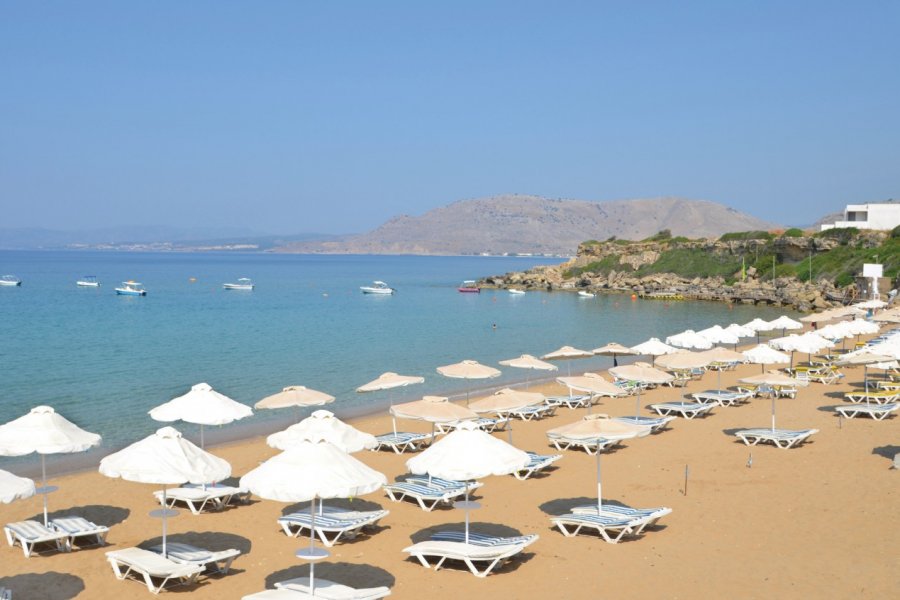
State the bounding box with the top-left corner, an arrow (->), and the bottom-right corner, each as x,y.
609,363 -> 674,417
407,421 -> 529,543
592,342 -> 637,367
555,373 -> 626,415
498,355 -> 557,388
744,318 -> 776,343
853,299 -> 887,310
743,344 -> 790,373
150,382 -> 253,449
390,396 -> 478,440
844,319 -> 880,336
436,360 -> 502,404
240,440 -> 386,595
99,426 -> 231,556
541,346 -> 594,376
724,322 -> 755,342
696,325 -> 740,346
547,415 -> 650,514
256,386 -> 336,422
739,371 -> 807,431
655,350 -> 713,371
267,410 -> 377,453
356,372 -> 425,393
836,351 -> 895,393
629,338 -> 678,365
0,469 -> 36,505
665,330 -> 713,350
768,315 -> 804,337
0,406 -> 102,525
871,309 -> 900,324
469,388 -> 546,442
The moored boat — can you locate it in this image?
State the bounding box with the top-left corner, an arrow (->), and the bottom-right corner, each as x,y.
224,278 -> 255,290
0,275 -> 22,287
508,288 -> 526,295
76,275 -> 101,287
458,280 -> 480,293
577,290 -> 595,298
115,281 -> 147,296
360,281 -> 394,294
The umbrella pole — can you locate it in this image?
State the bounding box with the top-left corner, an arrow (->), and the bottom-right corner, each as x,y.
505,413 -> 513,444
309,500 -> 317,595
634,387 -> 641,418
464,487 -> 470,544
716,369 -> 722,394
771,396 -> 776,432
41,454 -> 49,527
392,416 -> 397,436
200,424 -> 205,450
596,444 -> 602,514
430,422 -> 436,445
162,486 -> 168,557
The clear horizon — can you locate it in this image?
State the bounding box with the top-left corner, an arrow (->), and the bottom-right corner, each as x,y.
2,1 -> 898,234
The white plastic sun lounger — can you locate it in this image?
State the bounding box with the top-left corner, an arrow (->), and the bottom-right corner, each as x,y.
545,394 -> 591,409
184,482 -> 251,505
149,542 -> 241,575
614,415 -> 674,432
402,540 -> 528,577
844,390 -> 899,405
106,547 -> 204,594
834,403 -> 898,420
277,511 -> 384,546
3,520 -> 70,557
275,577 -> 391,600
153,486 -> 233,515
436,417 -> 503,434
650,401 -> 715,419
546,433 -> 619,455
384,481 -> 467,511
512,451 -> 562,480
403,476 -> 482,494
691,390 -> 752,406
734,428 -> 818,449
49,516 -> 110,547
372,432 -> 430,454
244,591 -> 313,600
570,503 -> 672,534
430,530 -> 539,548
549,513 -> 640,543
509,404 -> 556,420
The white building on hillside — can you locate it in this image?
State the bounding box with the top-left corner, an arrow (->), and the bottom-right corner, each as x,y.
821,201 -> 900,231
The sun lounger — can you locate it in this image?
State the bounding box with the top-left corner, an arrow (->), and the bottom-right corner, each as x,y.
545,394 -> 591,409
49,516 -> 109,547
372,432 -> 430,454
430,530 -> 539,548
0,586 -> 9,600
691,390 -> 752,406
649,401 -> 715,419
549,512 -> 640,543
546,433 -> 619,455
733,428 -> 818,449
275,577 -> 392,599
153,486 -> 234,515
807,368 -> 843,384
512,451 -> 562,480
402,540 -> 528,577
383,481 -> 467,511
614,415 -> 674,432
403,476 -> 482,493
509,404 -> 556,420
184,482 -> 251,505
570,503 -> 672,534
149,542 -> 241,575
106,547 -> 205,594
243,591 -> 312,600
277,511 -> 385,546
844,390 -> 899,405
3,520 -> 70,557
436,417 -> 503,434
774,385 -> 798,398
834,403 -> 898,420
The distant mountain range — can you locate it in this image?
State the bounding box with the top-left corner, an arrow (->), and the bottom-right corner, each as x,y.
273,195 -> 780,256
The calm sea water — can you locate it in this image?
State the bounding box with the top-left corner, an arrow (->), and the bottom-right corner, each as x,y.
0,250 -> 794,470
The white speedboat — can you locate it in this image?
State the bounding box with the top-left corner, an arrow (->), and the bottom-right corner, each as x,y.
360,281 -> 394,295
508,289 -> 526,295
115,281 -> 146,296
224,278 -> 255,290
577,290 -> 595,298
0,275 -> 21,287
76,275 -> 100,287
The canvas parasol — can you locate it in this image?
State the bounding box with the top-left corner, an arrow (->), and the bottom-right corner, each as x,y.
436,360 -> 501,405
592,342 -> 637,367
256,385 -> 335,423
469,388 -> 545,442
150,382 -> 252,449
609,362 -> 674,416
498,355 -> 557,388
0,469 -> 36,505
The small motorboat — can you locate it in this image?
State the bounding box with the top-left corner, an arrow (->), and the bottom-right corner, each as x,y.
508,289 -> 526,295
458,280 -> 480,293
224,278 -> 255,290
360,281 -> 395,294
115,281 -> 147,296
76,275 -> 100,287
0,275 -> 22,287
577,290 -> 595,298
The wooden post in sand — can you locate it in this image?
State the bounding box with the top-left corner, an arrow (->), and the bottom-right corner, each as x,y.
683,464 -> 689,496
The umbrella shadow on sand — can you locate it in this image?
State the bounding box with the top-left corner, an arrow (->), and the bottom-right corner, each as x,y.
407,522 -> 536,574
140,530 -> 252,567
27,504 -> 130,528
537,496 -> 668,533
872,445 -> 900,465
0,572 -> 84,600
265,562 -> 395,590
283,497 -> 385,515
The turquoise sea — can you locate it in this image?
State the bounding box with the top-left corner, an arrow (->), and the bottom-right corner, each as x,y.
0,251 -> 795,471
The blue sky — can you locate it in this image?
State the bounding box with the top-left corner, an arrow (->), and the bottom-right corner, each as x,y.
1,1 -> 898,234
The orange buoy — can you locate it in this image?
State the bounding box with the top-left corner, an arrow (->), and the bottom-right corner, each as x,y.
631,294 -> 637,301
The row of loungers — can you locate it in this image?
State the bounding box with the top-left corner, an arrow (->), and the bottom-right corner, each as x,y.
4,517 -> 109,557
106,543 -> 242,595
244,577 -> 391,599
153,484 -> 250,515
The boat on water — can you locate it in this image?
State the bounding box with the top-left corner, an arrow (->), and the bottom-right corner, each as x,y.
115,281 -> 147,296
0,275 -> 22,287
76,275 -> 100,287
360,281 -> 395,294
224,278 -> 255,290
577,290 -> 595,298
508,288 -> 526,295
458,280 -> 480,293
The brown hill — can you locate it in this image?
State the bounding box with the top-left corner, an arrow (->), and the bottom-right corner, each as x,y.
275,195 -> 780,255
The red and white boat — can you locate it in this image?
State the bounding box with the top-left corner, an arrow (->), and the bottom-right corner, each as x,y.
458,280 -> 480,293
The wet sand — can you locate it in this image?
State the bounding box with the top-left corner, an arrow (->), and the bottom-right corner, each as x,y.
1,345 -> 898,599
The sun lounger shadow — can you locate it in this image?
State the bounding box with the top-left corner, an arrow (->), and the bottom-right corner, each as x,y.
32,504 -> 130,529
0,572 -> 85,600
409,521 -> 528,544
264,562 -> 395,591
722,427 -> 747,437
140,531 -> 252,556
537,496 -> 597,516
283,498 -> 385,516
823,390 -> 847,400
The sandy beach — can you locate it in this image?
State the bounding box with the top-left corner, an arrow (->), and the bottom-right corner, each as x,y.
1,345 -> 898,599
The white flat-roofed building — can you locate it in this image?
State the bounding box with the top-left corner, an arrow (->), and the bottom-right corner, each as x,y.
821,202 -> 900,231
